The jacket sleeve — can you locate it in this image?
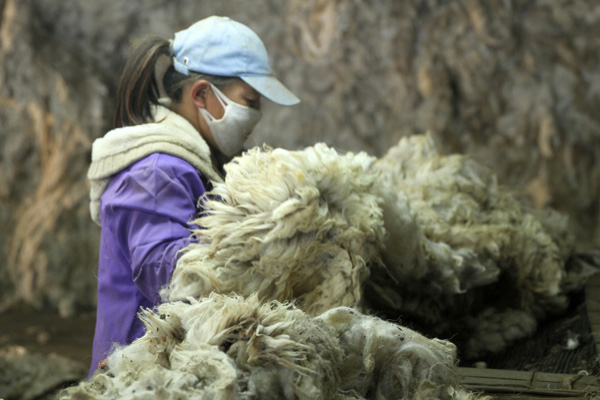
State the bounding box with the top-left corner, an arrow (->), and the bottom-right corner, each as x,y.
101,154 -> 206,304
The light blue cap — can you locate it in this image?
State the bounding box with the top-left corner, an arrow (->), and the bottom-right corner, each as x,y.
172,16 -> 300,106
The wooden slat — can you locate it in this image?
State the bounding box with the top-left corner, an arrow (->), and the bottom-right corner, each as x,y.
586,272 -> 600,371
485,396 -> 590,399
459,367 -> 599,397
458,271 -> 600,399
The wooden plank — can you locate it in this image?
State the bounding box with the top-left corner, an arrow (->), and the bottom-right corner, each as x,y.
459,367 -> 599,387
459,368 -> 599,396
460,272 -> 600,399
586,274 -> 600,363
461,367 -> 531,379
487,396 -> 590,399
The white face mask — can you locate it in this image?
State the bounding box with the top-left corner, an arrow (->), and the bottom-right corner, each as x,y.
199,84 -> 262,157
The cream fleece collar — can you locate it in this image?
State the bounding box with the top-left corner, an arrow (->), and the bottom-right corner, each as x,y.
87,105 -> 223,226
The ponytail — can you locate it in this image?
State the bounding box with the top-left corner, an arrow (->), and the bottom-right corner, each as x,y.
113,37 -> 170,128
113,36 -> 240,128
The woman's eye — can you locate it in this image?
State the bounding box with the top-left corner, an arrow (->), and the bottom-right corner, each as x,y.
245,98 -> 260,109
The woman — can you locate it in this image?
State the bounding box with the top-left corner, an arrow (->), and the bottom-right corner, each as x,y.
87,16 -> 300,376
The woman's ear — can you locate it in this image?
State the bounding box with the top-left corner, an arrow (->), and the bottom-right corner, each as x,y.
190,80 -> 210,109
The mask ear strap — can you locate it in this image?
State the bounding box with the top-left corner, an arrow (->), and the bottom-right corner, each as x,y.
209,84 -> 229,108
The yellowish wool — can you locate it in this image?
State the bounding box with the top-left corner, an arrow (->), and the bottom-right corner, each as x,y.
163,144 -> 385,316
61,294 -> 485,399
367,133 -> 593,357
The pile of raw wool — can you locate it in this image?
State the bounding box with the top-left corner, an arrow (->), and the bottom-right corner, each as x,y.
366,133 -> 597,358
163,144 -> 385,316
163,138 -> 595,359
59,138 -> 592,396
60,293 -> 484,400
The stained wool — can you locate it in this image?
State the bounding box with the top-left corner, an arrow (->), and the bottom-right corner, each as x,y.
57,137 -> 591,395
163,144 -> 385,316
316,307 -> 482,400
164,138 -> 594,358
60,293 -> 484,399
366,133 -> 596,358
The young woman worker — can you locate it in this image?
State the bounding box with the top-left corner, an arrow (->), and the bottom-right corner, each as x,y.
86,16 -> 300,376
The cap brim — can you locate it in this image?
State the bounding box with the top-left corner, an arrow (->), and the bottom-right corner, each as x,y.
241,75 -> 300,106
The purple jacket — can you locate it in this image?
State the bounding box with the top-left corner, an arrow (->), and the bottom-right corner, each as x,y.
90,153 -> 207,377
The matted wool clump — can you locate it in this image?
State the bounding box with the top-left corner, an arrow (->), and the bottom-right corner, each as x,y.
316,307 -> 483,400
366,133 -> 595,358
60,293 -> 484,400
163,144 -> 385,315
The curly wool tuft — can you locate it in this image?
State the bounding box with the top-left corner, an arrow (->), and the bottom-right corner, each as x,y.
61,294 -> 485,400
366,133 -> 595,358
162,144 -> 385,315
163,138 -> 594,358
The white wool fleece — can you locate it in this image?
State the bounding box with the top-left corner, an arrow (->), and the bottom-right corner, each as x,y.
367,133 -> 594,358
60,294 -> 486,400
163,144 -> 386,316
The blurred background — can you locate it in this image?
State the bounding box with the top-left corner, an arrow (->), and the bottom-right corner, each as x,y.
2,0 -> 600,389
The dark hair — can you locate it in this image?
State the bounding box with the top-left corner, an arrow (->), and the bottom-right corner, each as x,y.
113,36 -> 238,128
